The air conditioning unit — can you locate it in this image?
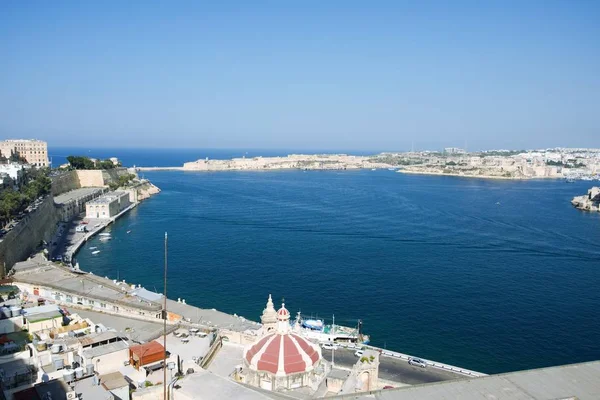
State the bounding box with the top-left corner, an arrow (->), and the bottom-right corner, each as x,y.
66,392 -> 77,400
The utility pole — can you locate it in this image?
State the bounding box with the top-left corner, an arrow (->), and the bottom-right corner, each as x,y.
163,232 -> 168,400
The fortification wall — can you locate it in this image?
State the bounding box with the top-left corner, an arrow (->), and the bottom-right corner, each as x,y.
76,168 -> 134,187
76,170 -> 105,187
0,196 -> 61,275
50,171 -> 81,195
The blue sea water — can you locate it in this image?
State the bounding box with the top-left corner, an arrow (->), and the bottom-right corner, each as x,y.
68,149 -> 600,374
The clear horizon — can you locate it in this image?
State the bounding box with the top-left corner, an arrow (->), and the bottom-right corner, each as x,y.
1,2 -> 599,150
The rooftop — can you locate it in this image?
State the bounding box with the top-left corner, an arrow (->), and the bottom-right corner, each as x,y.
82,340 -> 130,358
12,256 -> 163,312
54,187 -> 105,205
100,371 -> 129,390
87,191 -> 128,205
25,309 -> 62,323
68,308 -> 169,343
130,340 -> 165,358
13,378 -> 72,400
365,360 -> 600,400
174,369 -> 277,400
72,376 -> 113,400
78,331 -> 123,347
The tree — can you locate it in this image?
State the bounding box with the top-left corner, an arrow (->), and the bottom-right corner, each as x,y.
67,156 -> 96,169
0,189 -> 26,226
67,156 -> 119,170
9,152 -> 27,164
108,174 -> 136,190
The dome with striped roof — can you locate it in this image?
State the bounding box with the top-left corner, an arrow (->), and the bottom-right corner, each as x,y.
242,300 -> 322,389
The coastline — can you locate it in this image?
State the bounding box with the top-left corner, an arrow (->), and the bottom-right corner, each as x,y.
397,169 -> 565,180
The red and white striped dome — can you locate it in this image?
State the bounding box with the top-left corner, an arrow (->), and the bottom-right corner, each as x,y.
244,332 -> 321,376
277,304 -> 290,320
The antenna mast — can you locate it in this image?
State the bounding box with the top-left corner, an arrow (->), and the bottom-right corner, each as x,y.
163,232 -> 168,400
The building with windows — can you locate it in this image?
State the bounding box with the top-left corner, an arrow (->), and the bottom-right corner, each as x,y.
11,254 -> 165,321
0,139 -> 49,167
85,191 -> 131,219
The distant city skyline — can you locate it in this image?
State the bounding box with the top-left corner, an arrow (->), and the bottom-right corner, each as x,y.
1,2 -> 599,150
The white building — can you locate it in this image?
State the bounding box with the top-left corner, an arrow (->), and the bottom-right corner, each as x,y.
85,191 -> 131,219
0,164 -> 25,185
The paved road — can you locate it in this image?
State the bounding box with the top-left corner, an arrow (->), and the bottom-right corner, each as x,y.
321,348 -> 464,386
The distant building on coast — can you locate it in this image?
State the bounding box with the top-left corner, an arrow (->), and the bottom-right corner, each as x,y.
0,139 -> 49,167
443,147 -> 467,155
85,191 -> 131,219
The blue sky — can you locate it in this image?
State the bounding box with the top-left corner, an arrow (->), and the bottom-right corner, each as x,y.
1,1 -> 599,151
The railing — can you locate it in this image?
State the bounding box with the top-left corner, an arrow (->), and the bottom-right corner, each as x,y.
336,343 -> 487,378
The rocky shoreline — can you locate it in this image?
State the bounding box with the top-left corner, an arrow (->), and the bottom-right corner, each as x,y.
571,187 -> 600,212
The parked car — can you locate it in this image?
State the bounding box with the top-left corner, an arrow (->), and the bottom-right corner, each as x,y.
321,343 -> 339,350
354,350 -> 364,357
408,357 -> 427,368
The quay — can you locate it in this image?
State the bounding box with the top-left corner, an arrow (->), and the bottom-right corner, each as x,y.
4,255 -> 599,399
57,202 -> 137,264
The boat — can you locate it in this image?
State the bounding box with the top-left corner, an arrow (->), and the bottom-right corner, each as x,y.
99,237 -> 111,241
99,233 -> 111,237
92,250 -> 100,255
371,168 -> 376,171
127,230 -> 131,234
89,247 -> 97,250
292,312 -> 369,344
302,319 -> 324,331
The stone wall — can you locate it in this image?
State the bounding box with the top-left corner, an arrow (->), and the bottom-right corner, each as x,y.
0,196 -> 61,275
50,171 -> 81,195
76,170 -> 105,187
76,168 -> 135,187
0,168 -> 154,275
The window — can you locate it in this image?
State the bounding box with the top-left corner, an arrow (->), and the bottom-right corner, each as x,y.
88,299 -> 95,306
66,295 -> 73,303
77,297 -> 83,303
100,303 -> 106,308
113,306 -> 119,312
